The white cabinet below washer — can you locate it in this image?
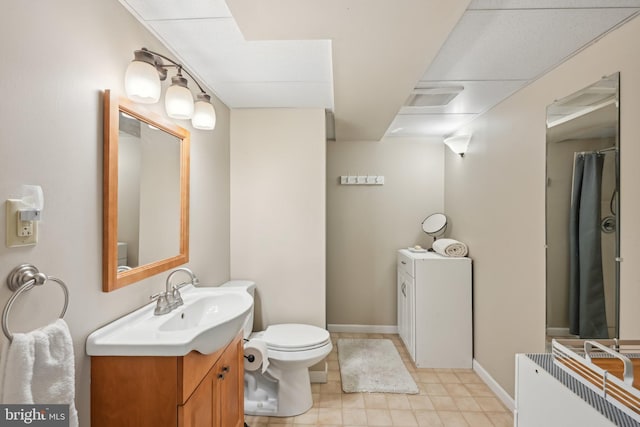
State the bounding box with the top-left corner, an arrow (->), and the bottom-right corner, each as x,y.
397,249 -> 472,368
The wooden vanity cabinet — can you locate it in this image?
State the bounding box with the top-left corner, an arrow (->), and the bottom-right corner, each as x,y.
91,333 -> 244,427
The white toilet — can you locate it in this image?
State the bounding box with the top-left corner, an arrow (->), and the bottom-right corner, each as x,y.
221,280 -> 333,417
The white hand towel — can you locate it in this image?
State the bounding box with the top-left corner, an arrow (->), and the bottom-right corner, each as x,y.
432,238 -> 468,257
1,319 -> 78,427
0,338 -> 10,401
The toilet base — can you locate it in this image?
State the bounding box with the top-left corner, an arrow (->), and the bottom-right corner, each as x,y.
243,366 -> 313,417
244,397 -> 278,415
271,365 -> 313,417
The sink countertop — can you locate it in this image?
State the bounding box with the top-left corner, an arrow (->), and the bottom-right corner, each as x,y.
86,285 -> 253,357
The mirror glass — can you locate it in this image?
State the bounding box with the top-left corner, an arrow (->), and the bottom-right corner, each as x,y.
422,213 -> 448,237
545,73 -> 619,344
118,112 -> 181,268
103,90 -> 190,292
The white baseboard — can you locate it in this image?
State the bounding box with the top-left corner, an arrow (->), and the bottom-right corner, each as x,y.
546,327 -> 571,337
327,324 -> 398,334
473,359 -> 515,412
309,361 -> 328,383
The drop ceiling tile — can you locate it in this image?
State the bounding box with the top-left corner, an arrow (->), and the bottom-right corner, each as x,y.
469,0 -> 640,9
149,18 -> 333,83
121,0 -> 232,20
214,82 -> 334,109
217,40 -> 332,82
386,114 -> 478,137
400,80 -> 527,114
422,8 -> 640,81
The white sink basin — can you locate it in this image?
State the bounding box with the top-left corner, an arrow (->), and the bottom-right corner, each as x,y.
86,285 -> 253,356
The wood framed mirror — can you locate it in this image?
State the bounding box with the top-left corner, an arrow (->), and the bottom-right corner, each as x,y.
103,89 -> 190,292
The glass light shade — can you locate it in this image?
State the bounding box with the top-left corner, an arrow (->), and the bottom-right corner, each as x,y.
444,134 -> 471,156
192,94 -> 217,130
165,77 -> 194,119
125,60 -> 161,104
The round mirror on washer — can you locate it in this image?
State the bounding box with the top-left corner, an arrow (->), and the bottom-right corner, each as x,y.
422,213 -> 447,240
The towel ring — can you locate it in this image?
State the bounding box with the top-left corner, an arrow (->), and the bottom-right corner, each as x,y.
2,264 -> 69,342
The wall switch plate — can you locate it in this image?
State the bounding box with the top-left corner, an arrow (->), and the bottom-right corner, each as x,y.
6,199 -> 38,247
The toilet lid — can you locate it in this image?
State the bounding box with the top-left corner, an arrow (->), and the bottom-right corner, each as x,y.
262,324 -> 330,351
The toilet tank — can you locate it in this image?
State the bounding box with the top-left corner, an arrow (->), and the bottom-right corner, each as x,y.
220,280 -> 256,339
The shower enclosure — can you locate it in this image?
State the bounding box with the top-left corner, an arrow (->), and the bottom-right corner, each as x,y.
545,73 -> 620,342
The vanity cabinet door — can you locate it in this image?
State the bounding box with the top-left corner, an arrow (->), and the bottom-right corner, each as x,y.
216,337 -> 244,427
179,371 -> 214,427
179,334 -> 244,427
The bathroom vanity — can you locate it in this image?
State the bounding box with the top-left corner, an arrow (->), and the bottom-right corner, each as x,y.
87,282 -> 253,426
91,333 -> 244,427
397,249 -> 472,368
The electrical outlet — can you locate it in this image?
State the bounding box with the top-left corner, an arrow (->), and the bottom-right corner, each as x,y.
6,199 -> 38,247
17,214 -> 34,236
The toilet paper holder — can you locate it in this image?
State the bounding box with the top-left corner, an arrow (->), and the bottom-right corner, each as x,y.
243,338 -> 256,362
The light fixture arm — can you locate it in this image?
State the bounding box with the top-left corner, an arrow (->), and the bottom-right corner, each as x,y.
140,48 -> 208,95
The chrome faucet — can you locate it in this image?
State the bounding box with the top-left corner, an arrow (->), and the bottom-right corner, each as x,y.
149,268 -> 199,315
150,291 -> 171,315
164,267 -> 199,311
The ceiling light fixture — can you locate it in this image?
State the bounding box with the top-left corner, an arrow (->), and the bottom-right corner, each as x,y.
444,134 -> 471,157
124,48 -> 216,130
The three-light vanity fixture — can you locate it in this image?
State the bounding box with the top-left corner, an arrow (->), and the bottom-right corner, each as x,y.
124,48 -> 216,130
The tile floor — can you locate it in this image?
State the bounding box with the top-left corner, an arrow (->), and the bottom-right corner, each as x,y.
244,332 -> 514,426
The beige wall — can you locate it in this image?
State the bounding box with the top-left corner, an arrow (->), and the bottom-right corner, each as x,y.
0,0 -> 230,424
230,109 -> 326,330
326,138 -> 444,327
444,15 -> 640,396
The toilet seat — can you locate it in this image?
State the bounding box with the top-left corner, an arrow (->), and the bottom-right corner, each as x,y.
249,324 -> 332,362
262,324 -> 331,352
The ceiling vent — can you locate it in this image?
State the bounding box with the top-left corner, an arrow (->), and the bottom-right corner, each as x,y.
405,86 -> 464,107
